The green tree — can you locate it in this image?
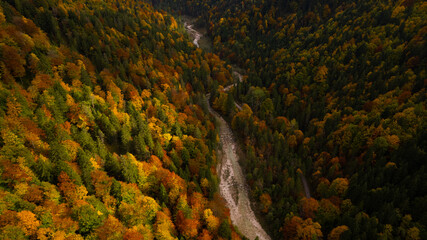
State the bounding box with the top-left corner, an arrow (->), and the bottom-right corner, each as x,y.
72,204 -> 103,235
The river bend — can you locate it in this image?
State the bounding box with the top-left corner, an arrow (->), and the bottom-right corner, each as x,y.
184,17 -> 271,240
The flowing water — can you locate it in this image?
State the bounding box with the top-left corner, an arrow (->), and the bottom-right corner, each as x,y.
183,21 -> 201,47
184,17 -> 271,240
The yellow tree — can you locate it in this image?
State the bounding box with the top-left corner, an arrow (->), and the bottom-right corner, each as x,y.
314,66 -> 328,83
282,215 -> 322,240
154,211 -> 177,240
329,178 -> 349,197
259,193 -> 272,213
17,210 -> 41,237
203,209 -> 219,232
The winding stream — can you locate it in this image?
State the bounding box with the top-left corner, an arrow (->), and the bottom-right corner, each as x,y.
184,17 -> 271,240
183,21 -> 201,47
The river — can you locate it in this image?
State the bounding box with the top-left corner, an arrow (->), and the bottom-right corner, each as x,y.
183,21 -> 201,47
183,17 -> 271,240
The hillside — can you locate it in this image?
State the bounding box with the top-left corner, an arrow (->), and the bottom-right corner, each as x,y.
1,0 -> 426,239
0,0 -> 241,239
156,0 -> 427,239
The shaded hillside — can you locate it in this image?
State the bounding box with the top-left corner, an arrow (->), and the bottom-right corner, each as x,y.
157,0 -> 427,239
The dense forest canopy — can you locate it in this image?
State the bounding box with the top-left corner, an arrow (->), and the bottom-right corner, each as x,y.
0,0 -> 242,239
0,0 -> 425,239
155,0 -> 427,239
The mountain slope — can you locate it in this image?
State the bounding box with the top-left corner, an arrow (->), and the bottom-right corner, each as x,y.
0,0 -> 240,239
158,0 -> 427,239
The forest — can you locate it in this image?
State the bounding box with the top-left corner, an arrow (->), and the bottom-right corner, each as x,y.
0,0 -> 241,239
154,0 -> 427,239
0,0 -> 426,239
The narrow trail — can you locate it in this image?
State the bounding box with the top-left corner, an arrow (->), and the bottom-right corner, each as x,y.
184,17 -> 271,240
300,174 -> 311,198
227,71 -> 244,110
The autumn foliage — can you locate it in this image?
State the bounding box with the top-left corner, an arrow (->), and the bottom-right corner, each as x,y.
0,1 -> 237,239
159,0 -> 427,238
